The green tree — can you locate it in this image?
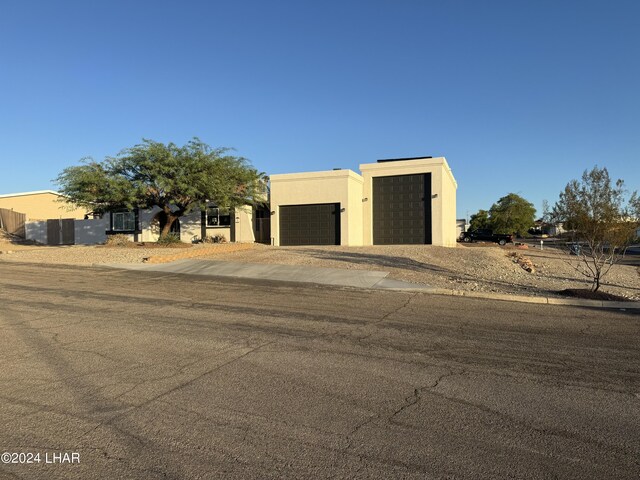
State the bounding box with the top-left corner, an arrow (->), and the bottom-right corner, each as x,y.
56,138 -> 266,238
552,166 -> 639,291
469,209 -> 492,231
489,193 -> 536,236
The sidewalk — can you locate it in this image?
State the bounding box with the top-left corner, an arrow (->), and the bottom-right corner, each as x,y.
105,258 -> 431,290
104,258 -> 640,309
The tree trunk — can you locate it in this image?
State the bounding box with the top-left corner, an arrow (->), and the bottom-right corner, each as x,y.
159,212 -> 177,238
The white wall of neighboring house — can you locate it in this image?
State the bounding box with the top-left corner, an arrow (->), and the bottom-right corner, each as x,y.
25,221 -> 47,244
549,223 -> 565,236
75,217 -> 109,244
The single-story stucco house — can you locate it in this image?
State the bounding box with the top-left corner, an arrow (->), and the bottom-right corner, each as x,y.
270,157 -> 457,247
0,190 -> 89,242
0,190 -> 88,220
24,204 -> 268,246
103,204 -> 265,244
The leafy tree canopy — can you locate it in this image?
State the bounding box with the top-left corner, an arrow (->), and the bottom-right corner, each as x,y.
489,193 -> 537,236
469,209 -> 491,231
469,194 -> 536,236
552,166 -> 639,291
553,166 -> 638,234
56,138 -> 266,237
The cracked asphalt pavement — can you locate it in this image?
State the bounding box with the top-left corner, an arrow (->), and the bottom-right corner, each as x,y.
1,262 -> 639,479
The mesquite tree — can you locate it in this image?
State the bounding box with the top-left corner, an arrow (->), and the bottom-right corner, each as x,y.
468,194 -> 536,236
552,166 -> 639,291
489,193 -> 536,236
56,138 -> 265,238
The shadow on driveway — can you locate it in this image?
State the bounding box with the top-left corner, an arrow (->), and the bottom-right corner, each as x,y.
289,248 -> 454,275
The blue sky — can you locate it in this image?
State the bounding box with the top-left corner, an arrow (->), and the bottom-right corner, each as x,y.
1,0 -> 638,219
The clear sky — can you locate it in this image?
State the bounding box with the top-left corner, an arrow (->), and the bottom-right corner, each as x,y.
1,0 -> 638,219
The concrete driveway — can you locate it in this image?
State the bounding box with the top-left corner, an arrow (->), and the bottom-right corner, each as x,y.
1,262 -> 639,479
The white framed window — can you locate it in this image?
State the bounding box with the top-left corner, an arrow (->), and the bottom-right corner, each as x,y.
206,206 -> 231,227
113,211 -> 136,231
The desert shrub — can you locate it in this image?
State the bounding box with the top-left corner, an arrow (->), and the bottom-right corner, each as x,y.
105,234 -> 132,246
156,233 -> 182,245
202,234 -> 227,244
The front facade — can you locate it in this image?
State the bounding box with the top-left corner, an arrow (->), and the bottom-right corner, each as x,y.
270,157 -> 458,247
103,205 -> 260,244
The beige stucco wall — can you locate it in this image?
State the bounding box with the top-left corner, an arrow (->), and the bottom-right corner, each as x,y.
270,169 -> 364,246
359,157 -> 458,247
234,205 -> 256,243
439,162 -> 458,247
197,206 -> 254,243
0,191 -> 88,221
178,211 -> 202,243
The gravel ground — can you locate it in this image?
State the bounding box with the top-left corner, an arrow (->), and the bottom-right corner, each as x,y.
0,242 -> 221,265
213,243 -> 640,300
2,240 -> 639,299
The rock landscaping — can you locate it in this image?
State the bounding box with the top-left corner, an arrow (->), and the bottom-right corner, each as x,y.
508,251 -> 536,273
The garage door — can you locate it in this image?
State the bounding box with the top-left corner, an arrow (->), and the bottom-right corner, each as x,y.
372,173 -> 432,244
280,203 -> 340,246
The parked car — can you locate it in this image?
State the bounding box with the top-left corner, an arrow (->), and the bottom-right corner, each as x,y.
459,229 -> 514,246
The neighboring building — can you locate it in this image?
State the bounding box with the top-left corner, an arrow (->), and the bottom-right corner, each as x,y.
25,204 -> 265,246
547,223 -> 565,237
270,157 -> 458,247
0,190 -> 88,220
456,219 -> 467,239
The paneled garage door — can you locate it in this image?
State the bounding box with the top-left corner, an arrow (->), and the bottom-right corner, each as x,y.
279,203 -> 341,246
372,173 -> 432,244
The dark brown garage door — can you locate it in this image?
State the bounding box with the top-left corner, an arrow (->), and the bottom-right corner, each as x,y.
372,174 -> 432,244
280,203 -> 340,246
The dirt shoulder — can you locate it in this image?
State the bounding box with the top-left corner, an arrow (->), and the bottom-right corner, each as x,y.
212,243 -> 640,300
2,240 -> 638,300
0,241 -> 255,265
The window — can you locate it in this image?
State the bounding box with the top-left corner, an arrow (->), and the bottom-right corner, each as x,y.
206,206 -> 231,227
113,211 -> 136,231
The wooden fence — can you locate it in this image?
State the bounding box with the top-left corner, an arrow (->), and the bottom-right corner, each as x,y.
0,208 -> 26,238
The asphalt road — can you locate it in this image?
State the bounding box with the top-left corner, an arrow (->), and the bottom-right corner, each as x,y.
0,262 -> 639,479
